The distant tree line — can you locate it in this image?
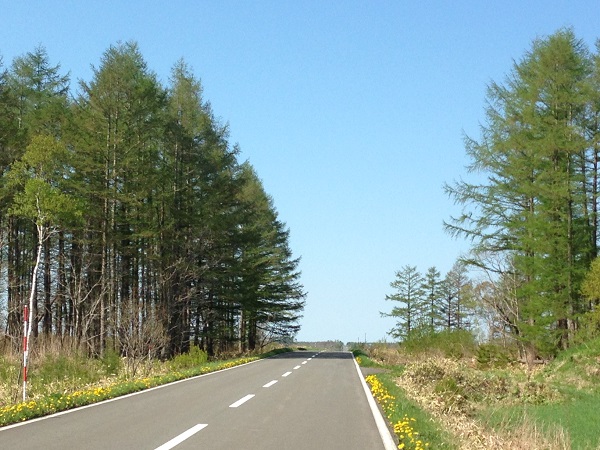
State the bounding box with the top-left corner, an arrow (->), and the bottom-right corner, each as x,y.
0,42 -> 305,358
443,28 -> 600,358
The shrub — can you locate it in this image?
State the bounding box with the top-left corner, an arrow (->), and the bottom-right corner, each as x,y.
100,348 -> 123,376
169,346 -> 208,370
574,309 -> 600,344
476,343 -> 514,368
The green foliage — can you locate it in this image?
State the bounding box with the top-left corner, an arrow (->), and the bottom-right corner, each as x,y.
169,345 -> 208,371
0,41 -> 304,360
576,310 -> 600,342
444,28 -> 599,356
7,135 -> 83,227
382,265 -> 426,340
475,343 -> 514,368
100,349 -> 123,376
581,257 -> 600,303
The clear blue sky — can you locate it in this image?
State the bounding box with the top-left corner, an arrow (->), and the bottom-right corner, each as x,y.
2,1 -> 599,343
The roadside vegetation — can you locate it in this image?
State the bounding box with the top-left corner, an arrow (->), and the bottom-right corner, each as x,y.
355,331 -> 600,450
0,343 -> 290,427
0,41 -> 305,375
370,28 -> 600,450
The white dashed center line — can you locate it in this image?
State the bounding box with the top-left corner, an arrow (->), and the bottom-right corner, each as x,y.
155,423 -> 208,450
229,394 -> 255,408
263,380 -> 278,388
282,371 -> 292,377
293,365 -> 301,370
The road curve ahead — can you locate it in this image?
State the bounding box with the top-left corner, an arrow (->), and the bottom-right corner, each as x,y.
0,351 -> 396,449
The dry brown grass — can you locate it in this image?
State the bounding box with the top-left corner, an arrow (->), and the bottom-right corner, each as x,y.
395,356 -> 570,449
367,343 -> 407,366
363,343 -> 574,450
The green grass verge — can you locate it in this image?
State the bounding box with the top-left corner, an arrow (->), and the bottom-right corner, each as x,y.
481,390 -> 600,450
352,349 -> 383,369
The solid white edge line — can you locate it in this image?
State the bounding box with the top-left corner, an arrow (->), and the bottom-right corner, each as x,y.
154,423 -> 208,450
229,394 -> 255,408
353,356 -> 397,450
0,357 -> 262,431
263,380 -> 278,388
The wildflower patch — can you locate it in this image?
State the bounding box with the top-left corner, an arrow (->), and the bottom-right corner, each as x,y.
365,373 -> 430,449
0,357 -> 257,427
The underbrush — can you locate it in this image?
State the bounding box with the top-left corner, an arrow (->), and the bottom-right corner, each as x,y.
357,331 -> 600,449
402,329 -> 477,360
478,338 -> 600,449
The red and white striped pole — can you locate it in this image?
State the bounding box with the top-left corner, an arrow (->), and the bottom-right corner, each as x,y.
22,304 -> 29,402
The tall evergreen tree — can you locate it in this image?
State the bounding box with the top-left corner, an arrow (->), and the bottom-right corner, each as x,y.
382,265 -> 425,340
421,266 -> 443,331
236,164 -> 305,351
445,29 -> 594,355
74,41 -> 166,354
441,262 -> 472,331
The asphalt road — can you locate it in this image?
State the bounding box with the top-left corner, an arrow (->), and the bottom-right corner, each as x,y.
0,351 -> 396,449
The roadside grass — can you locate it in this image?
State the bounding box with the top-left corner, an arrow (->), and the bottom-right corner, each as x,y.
0,346 -> 292,427
479,339 -> 600,450
354,350 -> 456,449
373,372 -> 457,449
351,348 -> 383,368
365,331 -> 600,449
481,391 -> 600,450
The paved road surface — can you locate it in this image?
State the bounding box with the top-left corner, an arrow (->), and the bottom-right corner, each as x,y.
0,351 -> 396,449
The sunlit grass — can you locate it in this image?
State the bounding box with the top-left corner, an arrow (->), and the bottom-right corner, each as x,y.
481,390 -> 600,450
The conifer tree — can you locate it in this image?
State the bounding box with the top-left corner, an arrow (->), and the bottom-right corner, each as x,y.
445,29 -> 594,355
236,164 -> 305,351
422,266 -> 443,331
382,265 -> 425,340
74,41 -> 167,354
